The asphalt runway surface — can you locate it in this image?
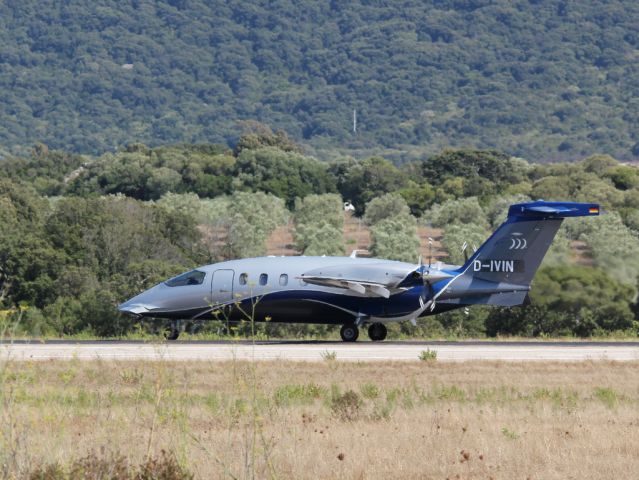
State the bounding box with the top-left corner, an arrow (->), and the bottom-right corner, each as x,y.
1,340 -> 639,361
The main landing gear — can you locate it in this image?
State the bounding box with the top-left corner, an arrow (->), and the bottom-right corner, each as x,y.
367,322 -> 387,342
339,322 -> 388,342
340,323 -> 359,342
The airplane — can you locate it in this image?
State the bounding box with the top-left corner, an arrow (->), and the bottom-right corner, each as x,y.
118,200 -> 599,341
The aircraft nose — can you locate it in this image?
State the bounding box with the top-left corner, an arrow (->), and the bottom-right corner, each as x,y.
118,302 -> 152,315
118,286 -> 161,316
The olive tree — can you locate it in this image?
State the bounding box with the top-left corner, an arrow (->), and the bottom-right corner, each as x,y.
363,193 -> 411,225
293,194 -> 344,255
423,197 -> 489,229
294,194 -> 343,230
369,215 -> 420,263
224,192 -> 289,259
566,212 -> 639,289
294,222 -> 345,256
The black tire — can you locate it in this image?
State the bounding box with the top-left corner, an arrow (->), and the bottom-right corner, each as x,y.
368,323 -> 387,342
340,323 -> 359,342
164,327 -> 180,341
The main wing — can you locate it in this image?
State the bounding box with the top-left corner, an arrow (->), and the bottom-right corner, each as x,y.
298,262 -> 454,298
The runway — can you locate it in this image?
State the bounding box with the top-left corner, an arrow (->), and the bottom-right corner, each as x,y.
1,340 -> 639,362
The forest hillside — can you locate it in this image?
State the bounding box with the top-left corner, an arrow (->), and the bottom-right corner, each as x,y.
0,1 -> 638,161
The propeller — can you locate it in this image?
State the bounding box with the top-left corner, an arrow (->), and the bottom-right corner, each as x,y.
408,236 -> 453,315
461,241 -> 478,264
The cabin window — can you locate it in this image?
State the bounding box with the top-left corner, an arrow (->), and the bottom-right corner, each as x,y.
279,274 -> 288,286
259,273 -> 268,286
239,273 -> 248,285
165,270 -> 206,287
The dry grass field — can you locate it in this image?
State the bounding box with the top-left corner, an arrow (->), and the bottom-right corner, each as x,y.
1,358 -> 638,479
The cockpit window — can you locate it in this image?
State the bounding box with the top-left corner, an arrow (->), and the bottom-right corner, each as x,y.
165,270 -> 206,287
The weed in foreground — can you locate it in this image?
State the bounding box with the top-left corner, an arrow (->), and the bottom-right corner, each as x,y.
321,350 -> 337,361
360,382 -> 380,400
501,426 -> 519,440
274,383 -> 326,407
419,349 -> 437,361
594,387 -> 619,409
331,389 -> 362,422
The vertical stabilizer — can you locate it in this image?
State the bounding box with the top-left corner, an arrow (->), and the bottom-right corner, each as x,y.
437,201 -> 599,307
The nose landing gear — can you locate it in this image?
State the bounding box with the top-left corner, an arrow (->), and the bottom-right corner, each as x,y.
367,322 -> 387,342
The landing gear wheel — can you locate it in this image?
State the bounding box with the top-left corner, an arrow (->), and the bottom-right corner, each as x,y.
340,323 -> 359,342
164,327 -> 180,341
368,322 -> 387,342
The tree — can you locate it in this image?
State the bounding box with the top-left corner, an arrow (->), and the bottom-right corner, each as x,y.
333,157 -> 408,215
529,265 -> 635,336
580,154 -> 619,175
235,148 -> 336,206
605,165 -> 639,190
156,192 -> 204,222
566,212 -> 639,289
363,193 -> 411,225
145,167 -> 182,198
0,180 -> 52,307
369,215 -> 420,263
294,222 -> 344,256
293,194 -> 344,255
234,123 -> 303,155
397,183 -> 436,216
421,150 -> 529,195
423,197 -> 489,229
294,194 -> 343,230
530,176 -> 573,202
224,192 -> 289,259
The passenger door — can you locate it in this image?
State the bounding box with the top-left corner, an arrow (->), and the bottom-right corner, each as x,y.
212,269 -> 235,303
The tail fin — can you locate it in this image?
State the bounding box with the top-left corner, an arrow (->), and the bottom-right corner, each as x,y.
439,201 -> 599,307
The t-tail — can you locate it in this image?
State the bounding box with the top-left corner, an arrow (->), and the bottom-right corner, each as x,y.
433,201 -> 599,308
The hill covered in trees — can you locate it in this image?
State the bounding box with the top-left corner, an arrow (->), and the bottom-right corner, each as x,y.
1,0 -> 638,161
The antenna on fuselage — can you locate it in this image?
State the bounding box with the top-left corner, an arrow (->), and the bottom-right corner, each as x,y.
428,237 -> 433,269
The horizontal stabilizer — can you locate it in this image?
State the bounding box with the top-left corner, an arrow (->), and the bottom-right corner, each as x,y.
509,201 -> 599,218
